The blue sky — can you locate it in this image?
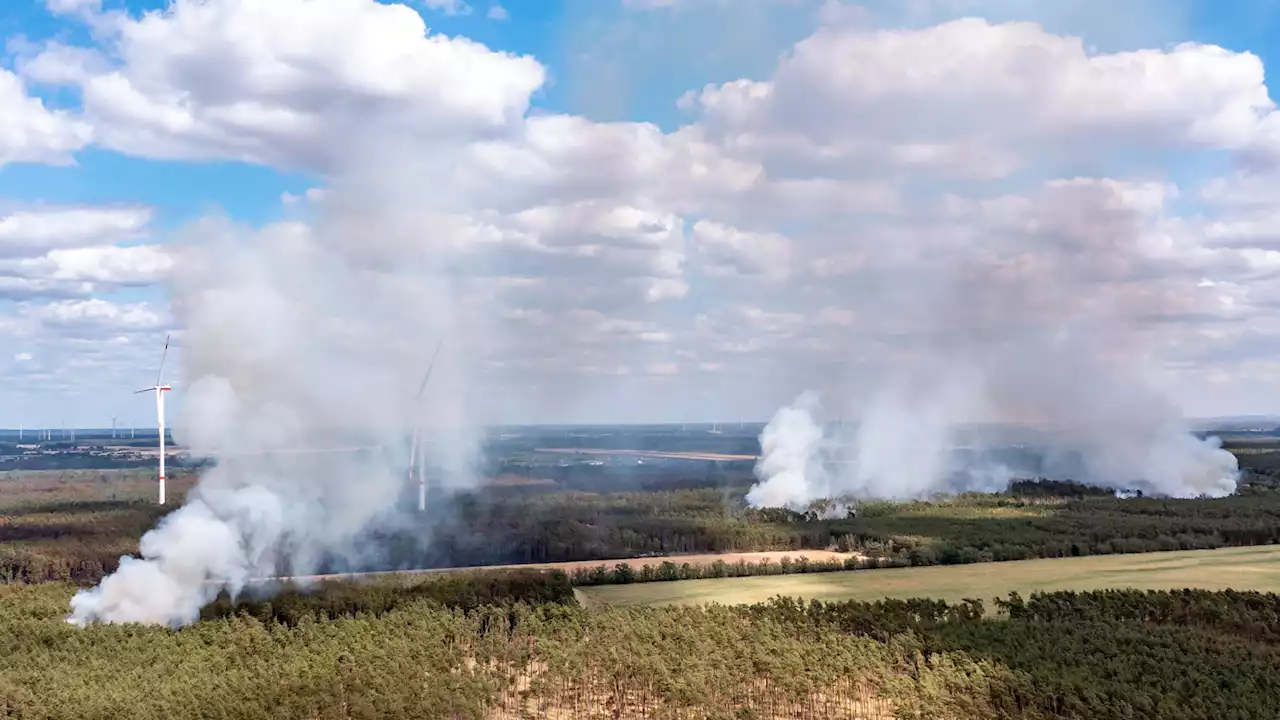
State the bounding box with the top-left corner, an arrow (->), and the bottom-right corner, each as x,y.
6,0 -> 1278,242
5,0 -> 1280,429
0,0 -> 824,237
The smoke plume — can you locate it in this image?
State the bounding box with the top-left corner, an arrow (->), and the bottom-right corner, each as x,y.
748,181 -> 1240,509
68,186 -> 485,629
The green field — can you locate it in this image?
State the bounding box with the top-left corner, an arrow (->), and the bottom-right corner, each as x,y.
578,544 -> 1280,607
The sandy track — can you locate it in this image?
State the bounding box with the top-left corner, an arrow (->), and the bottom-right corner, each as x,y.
249,549 -> 859,584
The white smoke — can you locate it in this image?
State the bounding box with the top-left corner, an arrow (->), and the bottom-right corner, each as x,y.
747,181 -> 1241,509
68,195 -> 486,629
750,385 -> 1238,510
747,391 -> 829,508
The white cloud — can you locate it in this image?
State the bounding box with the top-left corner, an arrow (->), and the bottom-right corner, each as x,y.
687,17 -> 1280,180
10,1 -> 1280,420
0,205 -> 152,258
487,4 -> 509,20
421,0 -> 470,14
44,0 -> 101,15
18,43 -> 111,86
19,245 -> 174,285
0,69 -> 93,166
31,298 -> 167,335
24,0 -> 545,171
0,277 -> 95,300
691,220 -> 791,282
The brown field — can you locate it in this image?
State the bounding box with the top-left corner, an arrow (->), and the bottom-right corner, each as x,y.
0,468 -> 197,508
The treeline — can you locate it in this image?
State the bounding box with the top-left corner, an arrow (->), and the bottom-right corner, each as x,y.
567,555 -> 874,585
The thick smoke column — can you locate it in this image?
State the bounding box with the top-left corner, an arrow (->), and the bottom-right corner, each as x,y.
68,211 -> 481,627
62,0 -> 553,627
748,180 -> 1240,509
747,391 -> 829,508
66,141 -> 501,628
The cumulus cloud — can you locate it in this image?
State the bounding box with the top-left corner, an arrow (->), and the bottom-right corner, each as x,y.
15,245 -> 174,285
23,0 -> 544,171
7,0 -> 1280,427
31,299 -> 167,335
421,0 -> 471,15
691,220 -> 791,282
686,17 -> 1280,180
44,0 -> 101,15
0,205 -> 152,257
0,204 -> 165,313
0,69 -> 93,166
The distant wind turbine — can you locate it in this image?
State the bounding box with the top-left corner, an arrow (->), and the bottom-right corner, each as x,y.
408,340 -> 443,512
134,334 -> 173,505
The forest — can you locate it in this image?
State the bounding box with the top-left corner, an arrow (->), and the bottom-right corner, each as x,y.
7,451 -> 1280,584
4,569 -> 1279,719
5,448 -> 1280,716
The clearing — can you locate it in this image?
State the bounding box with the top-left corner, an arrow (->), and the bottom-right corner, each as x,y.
577,544 -> 1280,607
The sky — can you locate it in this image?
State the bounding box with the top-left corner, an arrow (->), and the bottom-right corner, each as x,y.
5,0 -> 1280,428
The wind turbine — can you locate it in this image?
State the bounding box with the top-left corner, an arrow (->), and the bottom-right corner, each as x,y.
135,334 -> 172,505
408,341 -> 443,512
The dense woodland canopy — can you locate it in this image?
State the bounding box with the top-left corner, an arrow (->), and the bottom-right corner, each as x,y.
4,449 -> 1280,716
4,572 -> 1280,719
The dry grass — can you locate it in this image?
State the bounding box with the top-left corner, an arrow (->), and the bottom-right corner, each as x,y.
579,544 -> 1280,607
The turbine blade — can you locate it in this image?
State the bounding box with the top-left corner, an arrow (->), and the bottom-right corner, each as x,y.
155,334 -> 171,388
415,340 -> 444,398
133,388 -> 154,394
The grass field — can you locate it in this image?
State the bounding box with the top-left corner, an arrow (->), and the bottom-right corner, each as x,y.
578,544 -> 1280,607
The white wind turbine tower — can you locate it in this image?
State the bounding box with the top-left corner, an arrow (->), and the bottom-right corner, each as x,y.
408,341 -> 443,512
134,334 -> 173,505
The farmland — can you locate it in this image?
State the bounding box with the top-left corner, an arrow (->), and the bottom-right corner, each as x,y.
578,544 -> 1280,607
